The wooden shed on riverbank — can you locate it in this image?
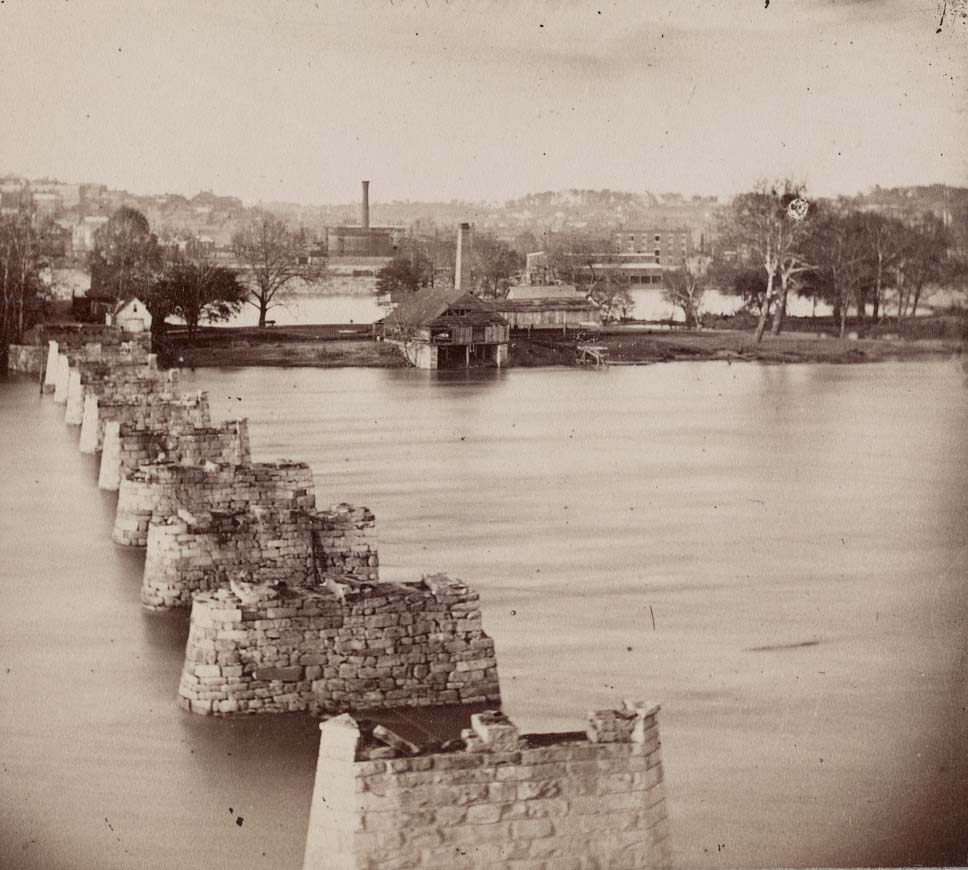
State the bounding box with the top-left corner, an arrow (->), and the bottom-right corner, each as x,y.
493,284 -> 601,331
382,289 -> 509,369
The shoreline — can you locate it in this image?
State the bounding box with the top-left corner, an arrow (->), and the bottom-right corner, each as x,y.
168,327 -> 964,369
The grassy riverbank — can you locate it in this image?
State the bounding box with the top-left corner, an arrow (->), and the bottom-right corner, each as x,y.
166,325 -> 407,368
166,323 -> 964,369
586,330 -> 961,366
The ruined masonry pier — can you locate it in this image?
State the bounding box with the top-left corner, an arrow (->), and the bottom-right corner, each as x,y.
112,460 -> 315,546
178,573 -> 500,716
98,418 -> 250,491
142,502 -> 378,610
303,705 -> 671,870
78,385 -> 209,454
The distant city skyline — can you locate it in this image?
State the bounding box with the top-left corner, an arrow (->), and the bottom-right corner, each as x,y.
1,1 -> 965,207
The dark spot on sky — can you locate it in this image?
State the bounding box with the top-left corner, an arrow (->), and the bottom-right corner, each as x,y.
236,816 -> 244,827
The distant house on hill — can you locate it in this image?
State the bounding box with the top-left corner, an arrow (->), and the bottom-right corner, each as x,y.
382,288 -> 509,369
495,284 -> 601,331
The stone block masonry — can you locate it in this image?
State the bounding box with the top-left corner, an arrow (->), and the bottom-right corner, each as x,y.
98,418 -> 250,491
112,460 -> 315,546
177,573 -> 500,716
54,338 -> 153,406
79,388 -> 207,454
65,359 -> 167,426
39,324 -> 152,353
303,704 -> 671,870
142,502 -> 377,610
43,330 -> 151,393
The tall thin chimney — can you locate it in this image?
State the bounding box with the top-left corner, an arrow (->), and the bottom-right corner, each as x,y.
361,180 -> 370,230
455,222 -> 472,290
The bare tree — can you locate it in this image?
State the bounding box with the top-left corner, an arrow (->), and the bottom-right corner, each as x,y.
895,215 -> 950,320
862,213 -> 905,321
662,256 -> 710,329
588,272 -> 634,323
0,208 -> 45,375
721,180 -> 811,341
472,233 -> 523,297
231,213 -> 323,327
803,208 -> 870,337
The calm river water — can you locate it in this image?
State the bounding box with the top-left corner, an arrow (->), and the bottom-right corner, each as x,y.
220,288 -> 763,326
2,360 -> 967,869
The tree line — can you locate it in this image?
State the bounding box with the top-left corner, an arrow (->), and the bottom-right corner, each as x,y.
380,181 -> 966,339
2,182 -> 965,374
0,202 -> 322,373
88,206 -> 324,341
669,181 -> 966,338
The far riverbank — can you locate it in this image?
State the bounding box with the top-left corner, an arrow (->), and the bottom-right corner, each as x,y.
166,324 -> 964,369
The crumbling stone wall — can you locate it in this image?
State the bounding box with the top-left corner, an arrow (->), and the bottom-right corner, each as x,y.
304,706 -> 670,870
97,418 -> 250,491
43,332 -> 152,392
79,389 -> 206,454
177,574 -> 499,716
142,502 -> 378,610
38,324 -> 151,351
54,337 -> 153,405
65,360 -> 167,425
112,460 -> 314,546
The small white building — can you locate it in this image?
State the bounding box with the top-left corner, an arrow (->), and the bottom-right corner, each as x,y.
107,297 -> 152,333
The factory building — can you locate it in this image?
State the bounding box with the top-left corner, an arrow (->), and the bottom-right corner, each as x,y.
325,180 -> 395,273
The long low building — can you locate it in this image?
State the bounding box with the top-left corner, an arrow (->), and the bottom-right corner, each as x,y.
493,284 -> 602,330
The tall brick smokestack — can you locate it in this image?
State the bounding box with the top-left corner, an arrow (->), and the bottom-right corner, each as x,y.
361,180 -> 370,230
455,223 -> 472,290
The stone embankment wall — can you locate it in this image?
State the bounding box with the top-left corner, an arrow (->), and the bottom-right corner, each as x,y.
178,573 -> 499,716
98,418 -> 250,491
303,705 -> 670,870
112,460 -> 315,546
79,388 -> 206,454
6,345 -> 44,373
142,502 -> 377,610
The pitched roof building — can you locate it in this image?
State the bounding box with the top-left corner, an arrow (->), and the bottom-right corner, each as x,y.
383,288 -> 509,369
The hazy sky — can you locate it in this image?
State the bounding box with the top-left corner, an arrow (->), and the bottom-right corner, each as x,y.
0,0 -> 965,204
